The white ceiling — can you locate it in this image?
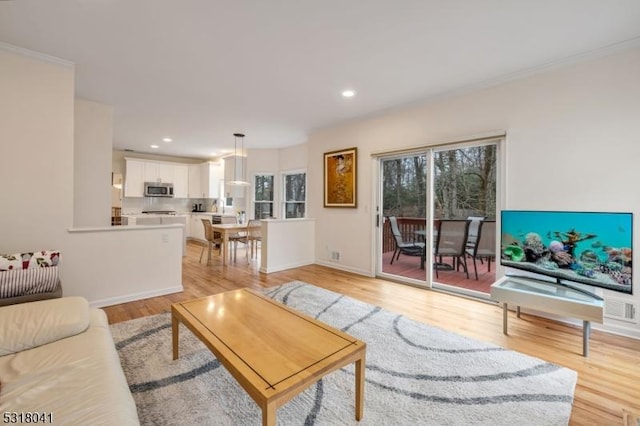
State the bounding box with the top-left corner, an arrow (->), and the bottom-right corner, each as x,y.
2,1 -> 640,159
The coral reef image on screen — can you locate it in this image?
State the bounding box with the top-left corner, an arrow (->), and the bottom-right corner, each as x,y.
501,210 -> 633,294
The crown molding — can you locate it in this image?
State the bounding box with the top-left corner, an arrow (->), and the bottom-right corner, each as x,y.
0,41 -> 74,67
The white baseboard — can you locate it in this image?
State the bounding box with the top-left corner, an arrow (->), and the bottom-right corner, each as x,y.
314,260 -> 374,277
260,260 -> 314,274
89,285 -> 184,309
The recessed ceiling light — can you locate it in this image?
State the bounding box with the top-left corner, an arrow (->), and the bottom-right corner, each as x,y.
162,137 -> 172,143
342,89 -> 356,98
150,144 -> 159,149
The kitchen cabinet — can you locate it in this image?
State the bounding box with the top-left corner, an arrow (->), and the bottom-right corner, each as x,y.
186,161 -> 224,199
189,213 -> 209,241
124,159 -> 145,197
201,161 -> 224,199
188,164 -> 201,198
173,165 -> 189,198
144,162 -> 174,184
124,158 -> 190,198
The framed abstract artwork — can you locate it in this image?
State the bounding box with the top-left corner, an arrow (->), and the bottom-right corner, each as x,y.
324,147 -> 357,208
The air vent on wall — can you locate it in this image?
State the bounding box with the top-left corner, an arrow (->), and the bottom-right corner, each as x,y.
604,298 -> 638,324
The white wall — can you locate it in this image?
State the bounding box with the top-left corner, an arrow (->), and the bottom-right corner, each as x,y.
66,225 -> 183,307
260,218 -> 315,273
279,144 -> 308,171
74,98 -> 113,227
0,44 -> 75,251
307,45 -> 640,337
0,44 -> 184,305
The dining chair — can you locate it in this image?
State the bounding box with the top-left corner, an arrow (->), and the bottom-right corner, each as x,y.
465,220 -> 496,280
434,219 -> 471,279
227,216 -> 249,262
388,216 -> 425,264
247,219 -> 262,260
199,219 -> 221,265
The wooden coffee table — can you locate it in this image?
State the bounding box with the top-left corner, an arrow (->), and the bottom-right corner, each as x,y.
171,288 -> 366,426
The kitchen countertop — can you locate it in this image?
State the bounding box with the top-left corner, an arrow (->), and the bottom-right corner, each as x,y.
122,212 -> 237,217
122,213 -> 189,218
190,212 -> 237,216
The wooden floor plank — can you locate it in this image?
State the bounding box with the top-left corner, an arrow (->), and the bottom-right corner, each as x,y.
103,241 -> 640,425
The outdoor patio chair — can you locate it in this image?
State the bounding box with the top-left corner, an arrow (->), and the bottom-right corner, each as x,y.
465,220 -> 496,280
434,219 -> 471,279
465,216 -> 485,251
388,216 -> 425,265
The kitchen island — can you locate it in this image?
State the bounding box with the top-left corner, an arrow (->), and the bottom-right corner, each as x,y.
121,212 -> 188,254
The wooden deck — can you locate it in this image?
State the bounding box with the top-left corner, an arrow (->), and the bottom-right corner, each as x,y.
381,251 -> 495,293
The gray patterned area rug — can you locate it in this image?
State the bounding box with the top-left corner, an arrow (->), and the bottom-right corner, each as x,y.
110,281 -> 577,425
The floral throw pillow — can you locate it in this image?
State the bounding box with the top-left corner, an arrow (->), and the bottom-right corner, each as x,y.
0,251 -> 60,271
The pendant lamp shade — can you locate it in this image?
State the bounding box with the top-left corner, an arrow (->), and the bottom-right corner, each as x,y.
228,132 -> 250,186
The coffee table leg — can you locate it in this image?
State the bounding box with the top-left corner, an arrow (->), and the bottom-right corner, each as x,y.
262,402 -> 276,426
355,355 -> 365,420
172,314 -> 179,360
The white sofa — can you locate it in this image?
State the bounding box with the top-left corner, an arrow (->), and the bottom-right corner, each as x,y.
0,297 -> 139,425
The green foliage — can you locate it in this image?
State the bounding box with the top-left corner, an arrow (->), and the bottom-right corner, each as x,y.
382,144 -> 496,220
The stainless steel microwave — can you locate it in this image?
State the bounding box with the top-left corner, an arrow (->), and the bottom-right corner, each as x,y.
144,182 -> 174,197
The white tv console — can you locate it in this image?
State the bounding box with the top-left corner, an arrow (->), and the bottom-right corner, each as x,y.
490,275 -> 604,356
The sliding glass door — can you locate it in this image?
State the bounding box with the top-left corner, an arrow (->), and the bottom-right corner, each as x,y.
432,143 -> 497,295
379,153 -> 428,284
377,140 -> 499,296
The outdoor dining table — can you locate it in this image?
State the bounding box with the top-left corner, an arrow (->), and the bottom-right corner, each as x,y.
414,229 -> 453,271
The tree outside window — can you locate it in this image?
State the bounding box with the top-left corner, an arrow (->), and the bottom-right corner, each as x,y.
254,174 -> 274,219
283,172 -> 306,219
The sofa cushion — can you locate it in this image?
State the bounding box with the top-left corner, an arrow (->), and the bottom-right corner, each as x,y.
0,297 -> 89,356
0,309 -> 140,425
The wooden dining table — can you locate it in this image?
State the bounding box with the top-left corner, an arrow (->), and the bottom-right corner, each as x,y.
211,222 -> 261,266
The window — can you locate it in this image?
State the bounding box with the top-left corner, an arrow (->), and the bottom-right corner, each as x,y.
253,174 -> 274,219
283,171 -> 306,219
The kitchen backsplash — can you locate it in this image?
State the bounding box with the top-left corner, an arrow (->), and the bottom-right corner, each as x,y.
121,197 -> 223,214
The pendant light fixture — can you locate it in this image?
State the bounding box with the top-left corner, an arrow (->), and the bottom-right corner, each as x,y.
228,132 -> 250,186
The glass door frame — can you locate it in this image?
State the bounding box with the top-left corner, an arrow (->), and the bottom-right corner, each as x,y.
374,135 -> 506,296
375,150 -> 431,288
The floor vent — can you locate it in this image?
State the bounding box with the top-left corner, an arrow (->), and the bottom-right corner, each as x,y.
604,298 -> 638,323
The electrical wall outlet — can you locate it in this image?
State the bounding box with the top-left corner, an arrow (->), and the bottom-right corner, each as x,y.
331,251 -> 340,261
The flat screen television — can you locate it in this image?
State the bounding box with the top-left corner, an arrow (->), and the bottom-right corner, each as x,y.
500,210 -> 633,295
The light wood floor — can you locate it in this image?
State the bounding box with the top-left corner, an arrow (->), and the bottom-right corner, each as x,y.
103,241 -> 640,425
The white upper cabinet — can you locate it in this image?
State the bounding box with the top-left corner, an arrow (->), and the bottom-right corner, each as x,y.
173,165 -> 189,198
124,159 -> 145,197
125,158 -> 191,198
143,162 -> 174,183
188,164 -> 201,198
189,161 -> 224,199
202,161 -> 224,199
